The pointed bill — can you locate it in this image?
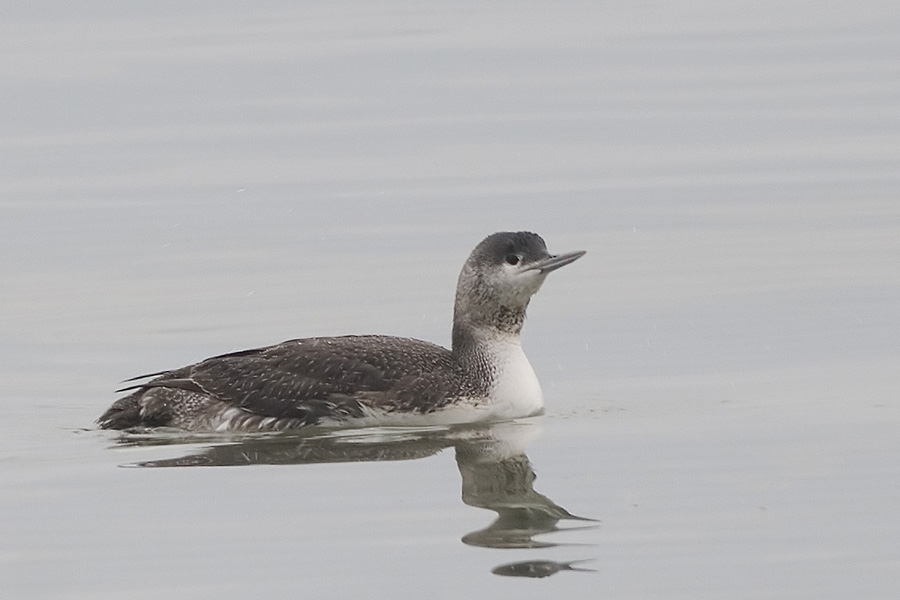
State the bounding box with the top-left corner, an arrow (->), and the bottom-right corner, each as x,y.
526,250 -> 586,274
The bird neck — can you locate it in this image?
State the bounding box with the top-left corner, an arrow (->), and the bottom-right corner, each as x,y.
451,305 -> 527,367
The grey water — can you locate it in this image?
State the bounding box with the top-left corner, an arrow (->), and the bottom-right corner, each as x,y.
2,2 -> 899,598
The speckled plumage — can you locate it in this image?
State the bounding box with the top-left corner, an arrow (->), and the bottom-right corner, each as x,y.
98,232 -> 584,432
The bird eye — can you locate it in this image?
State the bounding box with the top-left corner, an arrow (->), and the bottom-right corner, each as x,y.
505,254 -> 520,266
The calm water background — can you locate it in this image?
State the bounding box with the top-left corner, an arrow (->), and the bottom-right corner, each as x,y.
2,2 -> 899,598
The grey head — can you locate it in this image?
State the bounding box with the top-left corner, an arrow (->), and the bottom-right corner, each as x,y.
452,231 -> 585,352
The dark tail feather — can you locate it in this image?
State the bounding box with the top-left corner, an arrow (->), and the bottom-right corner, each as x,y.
116,378 -> 205,394
97,395 -> 143,430
120,370 -> 171,383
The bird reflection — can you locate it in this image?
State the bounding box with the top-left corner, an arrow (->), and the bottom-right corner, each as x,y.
112,421 -> 596,576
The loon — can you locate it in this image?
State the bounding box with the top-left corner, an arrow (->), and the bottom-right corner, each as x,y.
97,232 -> 585,432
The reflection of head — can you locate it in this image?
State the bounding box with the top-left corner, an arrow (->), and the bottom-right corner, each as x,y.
492,559 -> 596,578
455,425 -> 595,550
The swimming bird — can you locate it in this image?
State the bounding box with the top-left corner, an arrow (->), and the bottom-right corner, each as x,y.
97,231 -> 584,432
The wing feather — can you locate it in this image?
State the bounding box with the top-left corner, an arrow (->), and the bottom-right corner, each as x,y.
126,335 -> 462,423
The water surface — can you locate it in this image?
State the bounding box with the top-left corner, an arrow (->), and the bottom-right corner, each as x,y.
2,2 -> 899,598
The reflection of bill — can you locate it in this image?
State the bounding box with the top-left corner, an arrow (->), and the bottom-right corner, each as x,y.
492,559 -> 596,578
115,421 -> 596,575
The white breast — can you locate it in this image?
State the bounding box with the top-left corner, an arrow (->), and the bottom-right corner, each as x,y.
484,335 -> 544,419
